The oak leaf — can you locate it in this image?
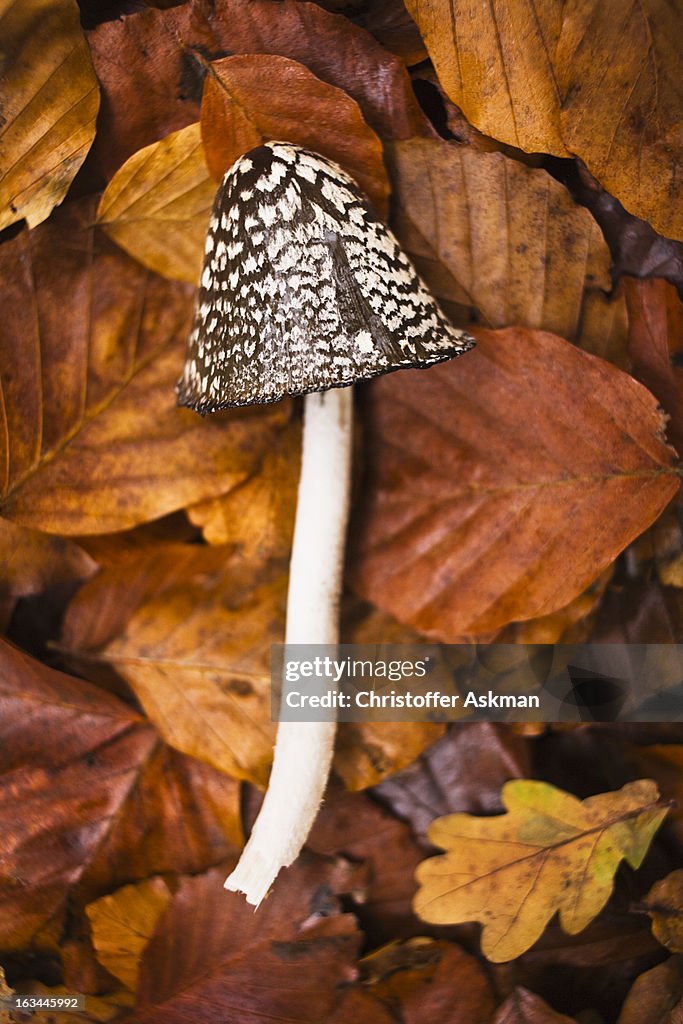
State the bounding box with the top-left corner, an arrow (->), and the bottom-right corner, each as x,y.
0,196 -> 290,534
351,327 -> 679,639
201,54 -> 390,217
97,123 -> 216,285
0,0 -> 99,230
414,779 -> 668,962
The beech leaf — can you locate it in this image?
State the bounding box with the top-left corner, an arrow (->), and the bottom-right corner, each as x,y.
0,196 -> 290,534
351,327 -> 679,639
389,138 -> 628,357
60,542 -> 283,785
201,54 -> 390,217
87,0 -> 429,178
414,779 -> 669,962
0,0 -> 99,230
0,640 -> 241,947
405,0 -> 683,240
97,123 -> 216,285
133,860 -> 360,1023
86,877 -> 172,992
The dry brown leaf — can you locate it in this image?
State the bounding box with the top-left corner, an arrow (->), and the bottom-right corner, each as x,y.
97,123 -> 215,285
351,327 -> 679,639
617,956 -> 683,1024
358,938 -> 495,1023
493,988 -> 577,1023
133,859 -> 360,1022
388,138 -> 626,353
626,277 -> 683,457
87,877 -> 172,992
0,196 -> 291,534
643,870 -> 683,954
0,640 -> 241,949
556,1 -> 683,241
0,0 -> 99,230
201,54 -> 390,217
414,779 -> 668,962
333,721 -> 445,790
499,567 -> 614,645
374,723 -> 531,837
403,0 -> 565,155
0,518 -> 96,607
405,1 -> 683,239
307,788 -> 424,944
188,402 -> 301,557
87,0 -> 429,178
60,542 -> 283,785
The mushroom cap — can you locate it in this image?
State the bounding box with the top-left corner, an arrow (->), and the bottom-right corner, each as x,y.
177,142 -> 474,411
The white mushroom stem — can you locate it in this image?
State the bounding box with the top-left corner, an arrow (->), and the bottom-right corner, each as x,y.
225,385 -> 354,907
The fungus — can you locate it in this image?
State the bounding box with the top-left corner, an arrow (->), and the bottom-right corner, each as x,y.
177,141 -> 474,906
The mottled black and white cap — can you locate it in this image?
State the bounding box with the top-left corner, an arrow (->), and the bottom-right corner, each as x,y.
177,142 -> 474,411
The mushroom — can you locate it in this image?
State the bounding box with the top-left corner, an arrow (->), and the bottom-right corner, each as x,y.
177,141 -> 474,907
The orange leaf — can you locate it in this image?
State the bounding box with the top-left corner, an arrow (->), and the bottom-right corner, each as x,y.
202,54 -> 390,217
351,327 -> 679,639
0,197 -> 290,534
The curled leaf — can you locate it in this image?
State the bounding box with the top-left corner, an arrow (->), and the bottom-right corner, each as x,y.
414,779 -> 668,962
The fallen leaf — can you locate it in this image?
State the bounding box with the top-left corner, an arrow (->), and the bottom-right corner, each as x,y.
188,394 -> 301,557
351,327 -> 679,639
617,955 -> 683,1024
388,138 -> 626,353
405,1 -> 683,240
374,723 -> 530,838
643,870 -> 683,953
0,0 -> 99,230
403,0 -> 566,156
593,579 -> 683,644
0,640 -> 241,948
86,877 -> 172,992
133,859 -> 360,1023
359,938 -> 495,1023
556,1 -> 683,242
60,541 -> 283,784
0,518 -> 96,606
334,721 -> 445,790
626,277 -> 683,457
498,567 -> 614,645
493,987 -> 577,1023
87,0 -> 429,178
201,54 -> 390,217
355,0 -> 427,66
97,123 -> 216,284
307,788 -> 424,944
0,196 -> 291,534
414,779 -> 668,962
